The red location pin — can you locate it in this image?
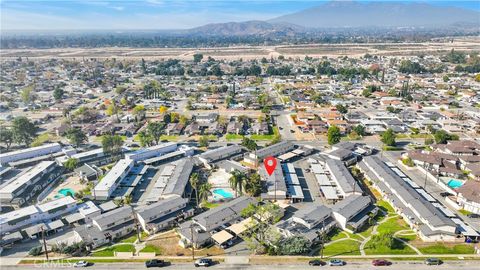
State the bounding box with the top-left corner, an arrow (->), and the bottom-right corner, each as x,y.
264,156 -> 277,176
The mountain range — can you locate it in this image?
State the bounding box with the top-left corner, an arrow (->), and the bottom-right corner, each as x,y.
187,1 -> 480,36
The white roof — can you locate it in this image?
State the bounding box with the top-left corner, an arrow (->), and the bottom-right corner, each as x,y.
227,217 -> 256,235
391,167 -> 406,177
0,161 -> 55,194
0,143 -> 60,159
452,218 -> 480,237
285,173 -> 300,186
321,186 -> 338,200
161,165 -> 176,176
94,159 -> 133,192
211,230 -> 234,245
37,196 -> 75,212
78,201 -> 100,217
0,205 -> 38,225
416,189 -> 436,202
311,164 -> 324,174
288,185 -> 304,199
315,173 -> 332,186
402,177 -> 420,189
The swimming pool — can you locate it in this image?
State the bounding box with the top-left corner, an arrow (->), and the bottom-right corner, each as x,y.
58,188 -> 75,197
212,188 -> 234,199
447,179 -> 464,189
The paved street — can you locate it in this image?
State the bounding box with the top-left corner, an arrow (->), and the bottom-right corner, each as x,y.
3,261 -> 480,270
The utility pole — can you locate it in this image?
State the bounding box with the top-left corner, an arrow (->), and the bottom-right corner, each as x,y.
190,223 -> 195,261
41,226 -> 49,260
424,165 -> 428,189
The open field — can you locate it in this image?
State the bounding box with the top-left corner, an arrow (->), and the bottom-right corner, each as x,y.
1,37 -> 479,60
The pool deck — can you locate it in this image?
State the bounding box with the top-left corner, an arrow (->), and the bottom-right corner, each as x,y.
43,175 -> 86,202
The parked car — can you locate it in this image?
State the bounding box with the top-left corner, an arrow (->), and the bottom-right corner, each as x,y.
372,259 -> 391,266
73,261 -> 91,267
145,259 -> 167,268
328,259 -> 346,266
467,213 -> 480,219
308,259 -> 325,266
194,258 -> 213,267
425,258 -> 442,265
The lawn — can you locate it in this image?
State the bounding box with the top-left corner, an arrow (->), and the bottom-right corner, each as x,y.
365,239 -> 416,255
250,134 -> 275,141
119,234 -> 138,244
146,231 -> 224,257
329,231 -> 348,241
377,217 -> 409,234
376,200 -> 395,215
382,146 -> 404,151
160,135 -> 180,142
226,134 -> 244,141
139,244 -> 163,255
92,244 -> 135,257
459,209 -> 473,216
322,239 -> 361,256
418,244 -> 475,254
202,201 -> 220,209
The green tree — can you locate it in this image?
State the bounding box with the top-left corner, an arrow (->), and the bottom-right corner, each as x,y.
193,53 -> 203,63
64,158 -> 79,171
353,125 -> 366,136
327,125 -> 341,145
277,236 -> 310,255
189,173 -> 200,208
243,173 -> 262,197
102,135 -> 124,160
229,170 -> 246,197
137,131 -> 153,147
53,87 -> 64,101
381,128 -> 396,146
132,104 -> 146,121
146,121 -> 164,145
198,182 -> 212,205
106,102 -> 120,121
0,128 -> 14,150
335,104 -> 348,114
65,127 -> 87,147
434,129 -> 458,144
198,136 -> 210,148
241,137 -> 257,151
21,86 -> 36,104
12,116 -> 38,146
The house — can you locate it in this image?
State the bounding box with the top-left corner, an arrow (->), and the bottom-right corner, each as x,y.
260,161 -> 288,201
136,197 -> 194,234
165,123 -> 184,136
251,121 -> 269,135
359,156 -> 458,242
184,122 -> 201,136
0,161 -> 62,207
331,195 -> 377,233
324,159 -> 362,198
244,141 -> 294,166
195,113 -> 218,123
177,196 -> 257,248
145,158 -> 193,203
227,121 -> 244,135
0,143 -> 62,165
455,181 -> 480,215
93,159 -> 134,200
276,204 -> 336,243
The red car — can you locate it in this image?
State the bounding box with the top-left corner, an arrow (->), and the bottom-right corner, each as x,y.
372,259 -> 391,266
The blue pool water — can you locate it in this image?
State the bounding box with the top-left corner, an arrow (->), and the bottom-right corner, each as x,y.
447,179 -> 464,189
212,188 -> 234,199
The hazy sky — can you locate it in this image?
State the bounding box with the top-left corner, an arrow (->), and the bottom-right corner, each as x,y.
1,0 -> 479,30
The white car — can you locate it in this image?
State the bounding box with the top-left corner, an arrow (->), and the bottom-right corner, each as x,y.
73,261 -> 90,267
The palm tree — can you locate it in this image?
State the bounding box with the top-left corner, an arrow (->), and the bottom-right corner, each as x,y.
189,173 -> 200,208
229,170 -> 245,197
198,183 -> 213,206
123,195 -> 141,242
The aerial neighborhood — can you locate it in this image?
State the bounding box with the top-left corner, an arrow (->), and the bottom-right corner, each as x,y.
0,31 -> 480,268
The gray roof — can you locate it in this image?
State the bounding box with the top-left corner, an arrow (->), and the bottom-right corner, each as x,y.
193,196 -> 257,231
293,203 -> 331,228
259,162 -> 288,194
162,158 -> 193,197
136,197 -> 187,221
255,141 -> 294,159
332,195 -> 372,221
199,145 -> 242,162
93,205 -> 132,230
325,159 -> 361,195
361,156 -> 456,229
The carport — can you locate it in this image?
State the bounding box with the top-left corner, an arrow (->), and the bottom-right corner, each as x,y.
227,217 -> 257,236
211,230 -> 234,245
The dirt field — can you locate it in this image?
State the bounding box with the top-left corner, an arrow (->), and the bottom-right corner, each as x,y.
146,230 -> 224,257
1,37 -> 478,60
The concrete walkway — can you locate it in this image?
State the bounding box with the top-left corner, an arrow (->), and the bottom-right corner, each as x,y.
359,214 -> 398,256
